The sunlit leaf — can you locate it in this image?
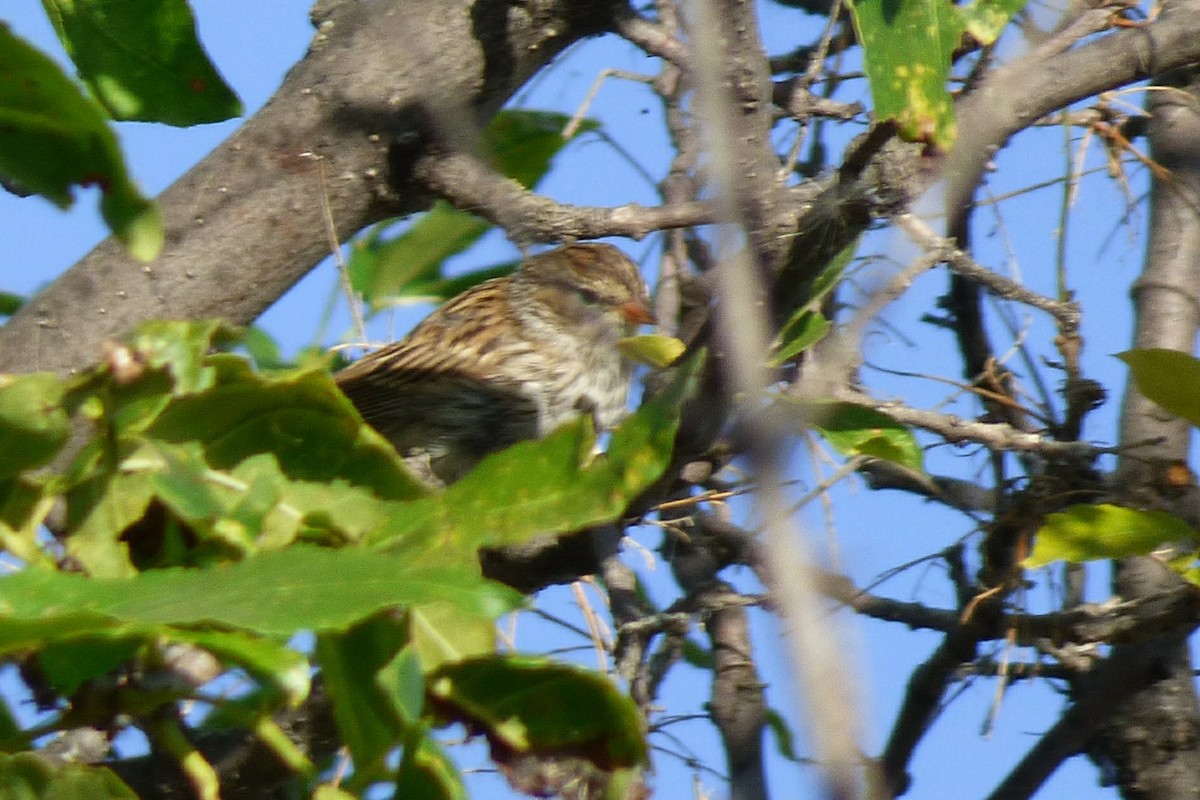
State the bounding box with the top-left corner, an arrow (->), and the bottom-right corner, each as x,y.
143,356 -> 427,502
1117,349 -> 1200,429
63,469 -> 153,577
0,753 -> 137,799
43,0 -> 241,124
792,402 -> 924,472
959,0 -> 1029,44
126,320 -> 242,396
409,603 -> 497,672
845,0 -> 961,150
616,334 -> 686,369
312,787 -> 359,800
0,546 -> 521,640
1025,503 -> 1196,568
0,373 -> 69,478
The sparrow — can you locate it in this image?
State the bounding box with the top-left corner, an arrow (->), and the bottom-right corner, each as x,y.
336,243 -> 654,485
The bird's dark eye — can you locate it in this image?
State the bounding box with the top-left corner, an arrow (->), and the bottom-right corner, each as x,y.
577,287 -> 601,305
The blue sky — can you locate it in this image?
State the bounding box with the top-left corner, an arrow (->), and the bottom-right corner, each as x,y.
2,2 -> 1177,798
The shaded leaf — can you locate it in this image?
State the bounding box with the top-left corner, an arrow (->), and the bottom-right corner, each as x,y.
36,634 -> 141,696
0,26 -> 161,259
43,0 -> 240,125
765,708 -> 801,763
1118,349 -> 1200,429
317,612 -> 409,774
0,698 -> 26,753
379,646 -> 426,726
769,311 -> 831,366
1025,504 -> 1196,568
0,292 -> 23,318
429,656 -> 647,769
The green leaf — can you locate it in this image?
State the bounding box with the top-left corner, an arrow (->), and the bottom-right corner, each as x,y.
959,0 -> 1029,44
36,634 -> 141,696
429,656 -> 648,769
0,697 -> 27,753
1025,504 -> 1196,568
0,753 -> 137,800
143,356 -> 428,502
238,327 -> 288,371
771,237 -> 855,365
845,0 -> 961,150
799,402 -> 924,472
313,787 -> 359,800
409,603 -> 497,672
0,292 -> 24,318
0,373 -> 70,478
43,0 -> 241,125
127,320 -> 242,396
317,612 -> 410,775
371,353 -> 701,553
0,546 -> 522,643
486,110 -> 597,190
0,478 -> 54,567
0,25 -> 162,259
616,335 -> 687,369
395,729 -> 466,800
349,110 -> 592,308
806,238 -> 859,307
347,207 -> 497,307
769,311 -> 831,366
64,469 -> 153,577
765,708 -> 802,763
1117,349 -> 1200,429
379,646 -> 426,726
170,628 -> 310,706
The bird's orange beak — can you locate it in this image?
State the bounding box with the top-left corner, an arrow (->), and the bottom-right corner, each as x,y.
619,301 -> 655,326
